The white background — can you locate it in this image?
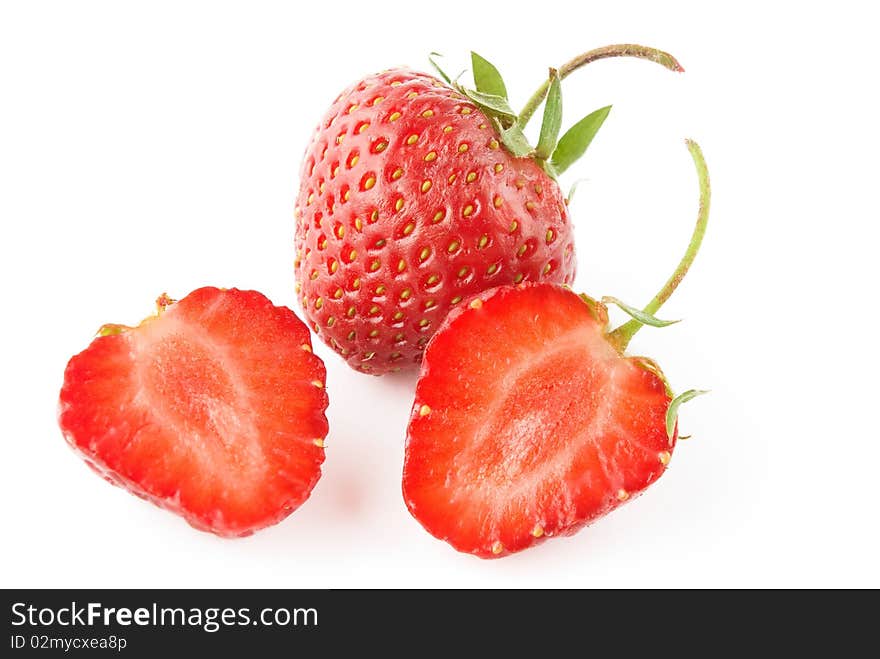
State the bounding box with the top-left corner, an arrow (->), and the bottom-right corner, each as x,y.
2,0 -> 878,588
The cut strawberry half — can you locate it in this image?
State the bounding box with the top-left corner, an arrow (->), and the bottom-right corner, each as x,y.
403,140 -> 710,558
58,287 -> 329,537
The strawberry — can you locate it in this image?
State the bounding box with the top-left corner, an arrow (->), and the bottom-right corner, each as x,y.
294,45 -> 683,374
58,287 -> 329,537
403,140 -> 709,558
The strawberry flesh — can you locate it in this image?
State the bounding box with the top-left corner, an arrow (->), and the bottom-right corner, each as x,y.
58,287 -> 329,537
403,283 -> 674,558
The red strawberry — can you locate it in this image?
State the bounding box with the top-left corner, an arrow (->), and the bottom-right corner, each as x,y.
403,140 -> 709,558
294,46 -> 682,374
58,287 -> 329,537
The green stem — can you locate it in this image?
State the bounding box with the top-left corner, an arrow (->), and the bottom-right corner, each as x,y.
517,44 -> 684,129
608,139 -> 711,352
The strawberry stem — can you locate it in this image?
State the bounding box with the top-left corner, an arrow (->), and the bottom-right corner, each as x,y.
608,139 -> 711,352
517,44 -> 684,129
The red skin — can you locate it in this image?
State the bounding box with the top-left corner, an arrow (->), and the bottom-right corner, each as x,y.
403,283 -> 676,558
294,69 -> 576,375
58,287 -> 329,537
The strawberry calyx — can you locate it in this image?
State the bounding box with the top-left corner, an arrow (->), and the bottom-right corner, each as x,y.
96,293 -> 177,337
431,44 -> 684,179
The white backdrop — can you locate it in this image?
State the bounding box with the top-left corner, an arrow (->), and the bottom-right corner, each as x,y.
2,0 -> 877,588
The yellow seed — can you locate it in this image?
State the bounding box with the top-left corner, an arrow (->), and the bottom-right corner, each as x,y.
542,262 -> 552,275
400,288 -> 412,300
478,123 -> 487,130
515,179 -> 525,189
369,329 -> 380,338
310,270 -> 319,280
466,172 -> 477,183
314,297 -> 323,309
311,380 -> 324,388
336,225 -> 345,239
494,163 -> 504,173
336,134 -> 345,144
448,173 -> 457,184
491,541 -> 503,554
457,266 -> 469,278
374,140 -> 388,153
370,210 -> 379,223
389,111 -> 402,121
372,96 -> 384,105
407,91 -> 419,99
393,311 -> 404,321
326,316 -> 336,327
421,179 -> 432,192
513,273 -> 524,283
349,155 -> 359,167
426,274 -> 439,285
348,104 -> 359,114
469,298 -> 483,310
517,244 -> 527,257
617,489 -> 630,501
375,284 -> 386,295
424,300 -> 435,309
419,404 -> 431,416
546,229 -> 555,243
307,193 -> 315,205
363,176 -> 376,190
447,239 -> 460,253
370,260 -> 380,271
357,122 -> 369,133
331,165 -> 339,178
395,198 -> 404,212
450,295 -> 462,304
314,438 -> 326,448
432,210 -> 445,223
508,220 -> 518,232
347,330 -> 356,340
406,134 -> 419,145
391,168 -> 404,180
495,196 -> 504,209
487,263 -> 498,275
300,344 -> 312,352
534,184 -> 543,195
443,125 -> 453,133
352,277 -> 361,289
333,287 -> 343,299
489,139 -> 499,150
659,451 -> 671,466
478,235 -> 489,249
354,217 -> 363,231
343,189 -> 350,202
397,259 -> 406,272
531,525 -> 544,538
369,304 -> 379,315
419,247 -> 431,261
403,222 -> 415,235
418,318 -> 430,328
461,107 -> 473,115
525,201 -> 536,211
349,249 -> 357,261
393,333 -> 405,343
421,109 -> 434,118
463,205 -> 473,217
347,307 -> 356,318
424,151 -> 437,162
458,143 -> 469,153
374,238 -> 386,248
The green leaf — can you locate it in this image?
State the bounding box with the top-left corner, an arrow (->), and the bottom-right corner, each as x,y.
457,87 -> 516,121
471,51 -> 508,99
498,123 -> 533,157
535,69 -> 562,160
601,296 -> 680,327
428,52 -> 451,84
550,105 -> 611,175
666,389 -> 709,440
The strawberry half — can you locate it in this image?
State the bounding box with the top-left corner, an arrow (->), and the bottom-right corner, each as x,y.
58,287 -> 329,537
403,140 -> 710,558
294,46 -> 682,375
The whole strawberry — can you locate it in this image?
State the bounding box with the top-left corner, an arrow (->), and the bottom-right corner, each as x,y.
294,46 -> 683,374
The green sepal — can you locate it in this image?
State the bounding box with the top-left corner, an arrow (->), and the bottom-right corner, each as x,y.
97,323 -> 130,337
457,87 -> 517,122
535,69 -> 563,160
578,293 -> 609,326
498,122 -> 534,158
428,52 -> 452,84
602,296 -> 680,328
551,105 -> 611,175
666,389 -> 709,440
471,51 -> 508,99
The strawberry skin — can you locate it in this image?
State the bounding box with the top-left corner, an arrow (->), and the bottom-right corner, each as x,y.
294,69 -> 576,375
402,283 -> 675,558
58,287 -> 329,537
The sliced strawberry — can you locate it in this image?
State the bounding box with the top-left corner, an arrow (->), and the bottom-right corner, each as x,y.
403,283 -> 675,558
58,287 -> 329,537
